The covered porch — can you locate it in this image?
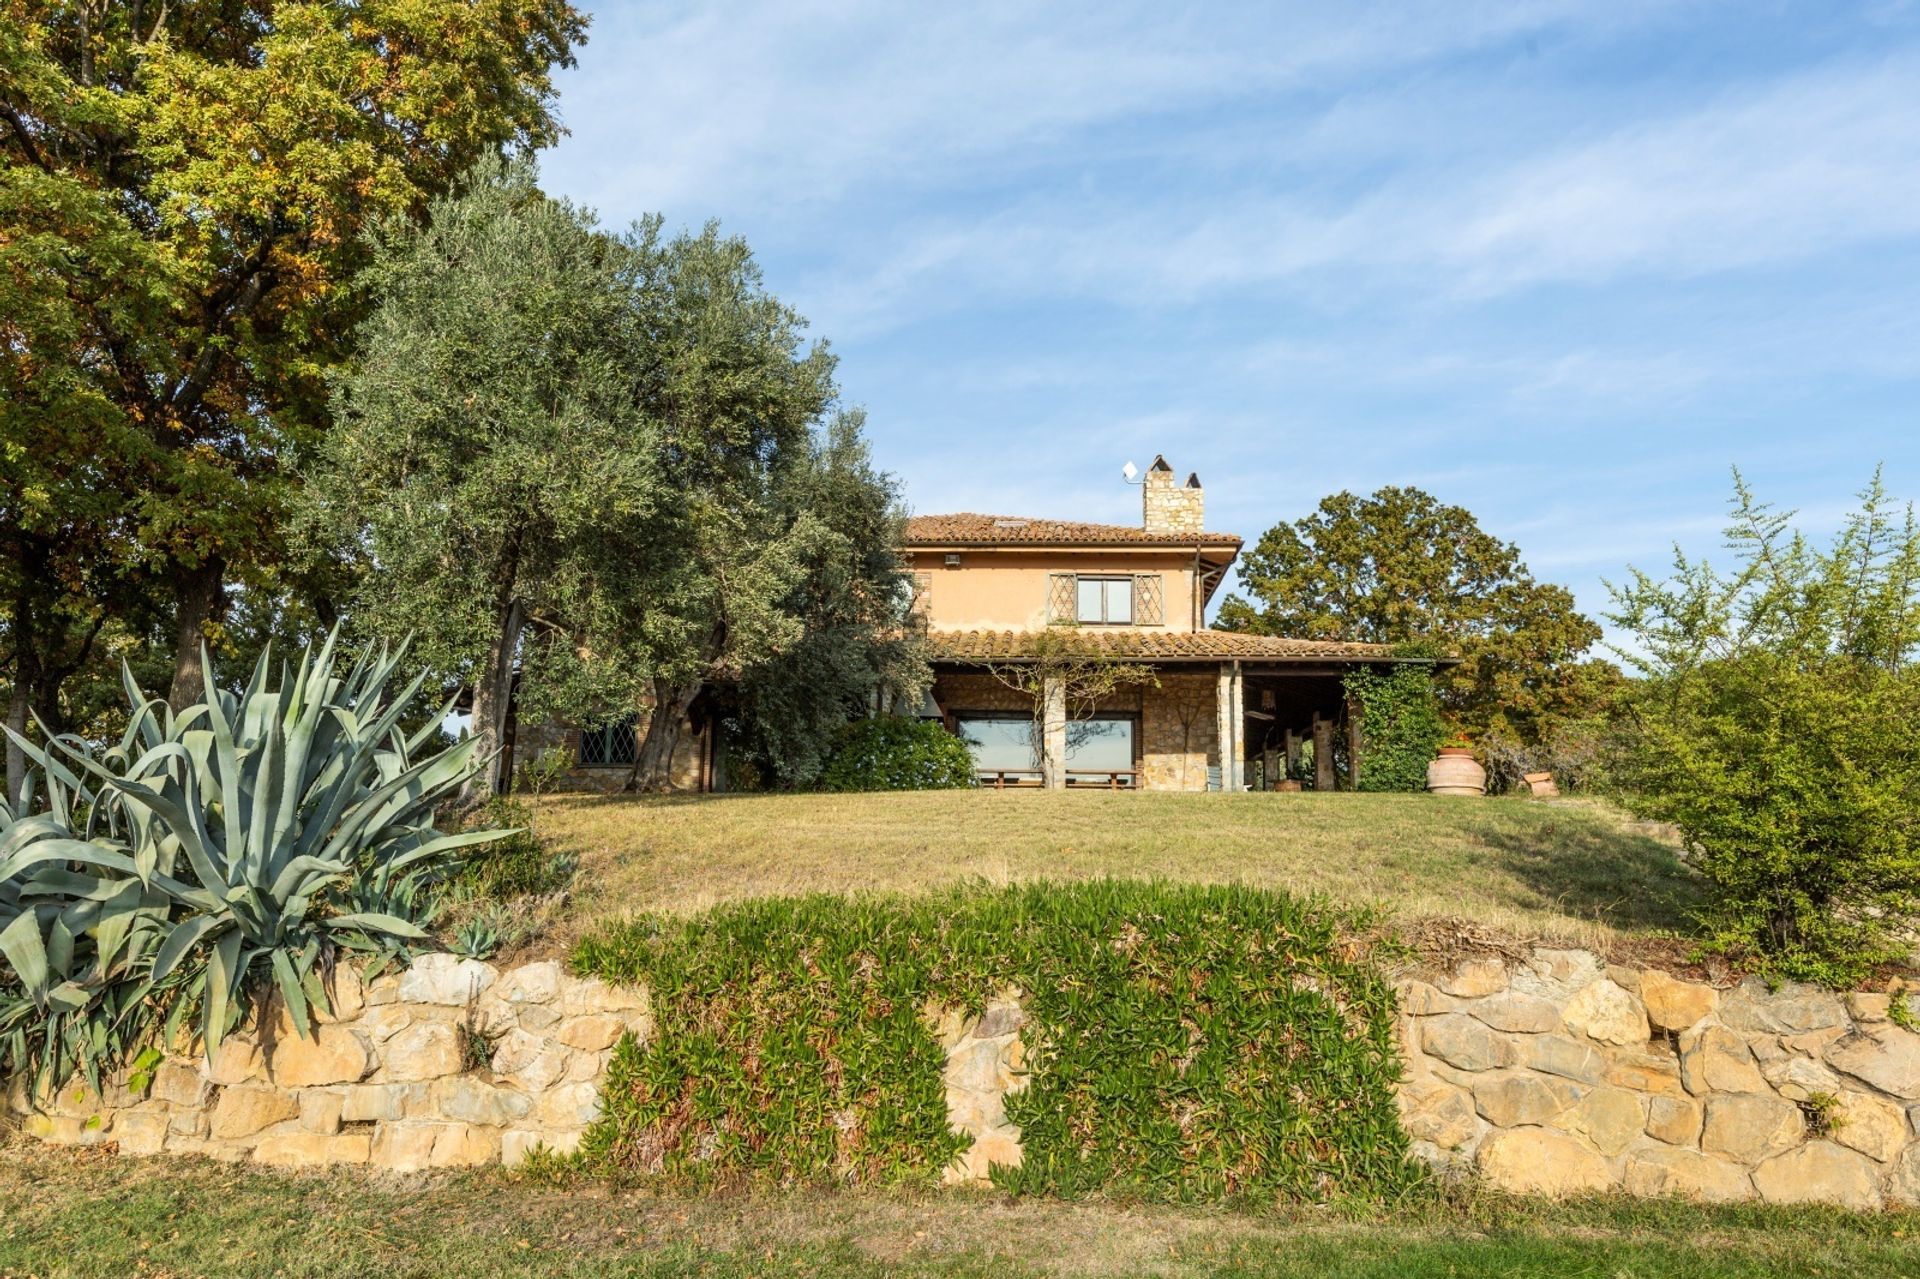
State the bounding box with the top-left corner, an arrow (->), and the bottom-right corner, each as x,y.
923,629 -> 1410,792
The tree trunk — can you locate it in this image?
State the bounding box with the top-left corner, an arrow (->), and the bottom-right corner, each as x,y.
167,556 -> 226,711
460,596 -> 526,810
629,678 -> 700,792
4,676 -> 28,812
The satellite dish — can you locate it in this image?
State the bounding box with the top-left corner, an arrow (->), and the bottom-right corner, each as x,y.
1121,460 -> 1139,483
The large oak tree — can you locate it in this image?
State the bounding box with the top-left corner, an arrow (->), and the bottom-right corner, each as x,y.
1217,486 -> 1609,742
0,0 -> 586,787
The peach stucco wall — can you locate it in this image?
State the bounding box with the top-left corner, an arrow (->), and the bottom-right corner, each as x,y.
906,548 -> 1206,633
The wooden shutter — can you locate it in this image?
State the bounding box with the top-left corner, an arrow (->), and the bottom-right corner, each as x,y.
1048,573 -> 1078,624
1133,574 -> 1164,625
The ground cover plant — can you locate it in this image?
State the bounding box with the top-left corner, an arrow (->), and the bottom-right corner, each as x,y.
2,1142 -> 1918,1279
573,881 -> 1421,1204
0,636 -> 502,1091
535,789 -> 1701,952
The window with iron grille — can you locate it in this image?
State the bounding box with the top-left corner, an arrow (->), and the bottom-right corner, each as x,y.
1133,574 -> 1164,625
1047,573 -> 1078,624
1048,573 -> 1164,626
578,712 -> 639,766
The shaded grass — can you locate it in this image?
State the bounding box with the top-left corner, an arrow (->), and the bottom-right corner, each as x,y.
2,1142 -> 1916,1278
536,790 -> 1701,953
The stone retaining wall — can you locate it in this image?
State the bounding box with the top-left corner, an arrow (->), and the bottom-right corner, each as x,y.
1399,948 -> 1920,1208
13,946 -> 1920,1210
5,955 -> 648,1171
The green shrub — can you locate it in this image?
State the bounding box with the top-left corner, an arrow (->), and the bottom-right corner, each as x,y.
1609,472 -> 1920,983
0,635 -> 507,1091
819,717 -> 976,792
572,881 -> 1422,1204
1343,662 -> 1444,792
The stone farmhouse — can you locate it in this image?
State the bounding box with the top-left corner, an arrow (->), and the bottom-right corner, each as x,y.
511,456 -> 1431,792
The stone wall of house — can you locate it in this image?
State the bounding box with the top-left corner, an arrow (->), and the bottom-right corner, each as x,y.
1399,948 -> 1920,1208
6,956 -> 648,1171
510,711 -> 706,795
1139,673 -> 1216,790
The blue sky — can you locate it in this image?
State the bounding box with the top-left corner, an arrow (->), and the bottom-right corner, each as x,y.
540,1 -> 1920,632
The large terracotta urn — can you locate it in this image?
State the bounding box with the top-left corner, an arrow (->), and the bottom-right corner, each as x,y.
1427,748 -> 1487,797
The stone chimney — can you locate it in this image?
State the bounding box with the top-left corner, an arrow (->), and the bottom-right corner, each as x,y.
1142,455 -> 1204,535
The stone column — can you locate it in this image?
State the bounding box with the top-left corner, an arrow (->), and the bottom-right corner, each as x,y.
1312,714 -> 1335,791
1041,674 -> 1067,789
1214,664 -> 1245,792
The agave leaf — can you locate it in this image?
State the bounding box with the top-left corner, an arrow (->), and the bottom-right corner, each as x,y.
153,915 -> 229,982
326,911 -> 429,939
270,948 -> 312,1040
0,909 -> 51,1002
202,929 -> 243,1058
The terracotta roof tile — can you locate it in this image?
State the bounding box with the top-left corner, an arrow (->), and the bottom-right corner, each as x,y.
904,513 -> 1241,547
925,629 -> 1409,664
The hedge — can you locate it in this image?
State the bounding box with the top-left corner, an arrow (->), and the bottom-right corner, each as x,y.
819,716 -> 978,792
570,881 -> 1423,1205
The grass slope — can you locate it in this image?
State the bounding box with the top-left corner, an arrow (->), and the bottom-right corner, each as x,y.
2,1144 -> 1915,1279
535,790 -> 1699,951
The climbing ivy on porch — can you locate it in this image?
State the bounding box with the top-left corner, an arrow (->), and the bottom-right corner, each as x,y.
1343,661 -> 1444,792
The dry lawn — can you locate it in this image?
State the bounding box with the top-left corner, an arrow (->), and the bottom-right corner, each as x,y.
4,1141 -> 1917,1279
528,789 -> 1700,952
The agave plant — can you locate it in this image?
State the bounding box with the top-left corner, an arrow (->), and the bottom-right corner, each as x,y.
0,634 -> 510,1093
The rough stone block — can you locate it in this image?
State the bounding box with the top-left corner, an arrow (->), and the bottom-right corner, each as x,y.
429,1121 -> 502,1167
1476,1128 -> 1613,1197
1828,1090 -> 1909,1163
1471,1071 -> 1584,1127
1420,1014 -> 1522,1072
556,1015 -> 624,1053
253,1131 -> 372,1168
151,1063 -> 211,1109
558,975 -> 647,1018
534,1081 -> 602,1129
1701,1093 -> 1804,1164
1563,978 -> 1649,1046
1621,1148 -> 1753,1203
268,1026 -> 370,1088
1510,949 -> 1603,1001
370,1122 -> 441,1172
491,1028 -> 572,1092
1398,981 -> 1457,1016
1825,1025 -> 1920,1100
430,1076 -> 532,1127
1751,1141 -> 1881,1210
963,1124 -> 1023,1181
1763,1055 -> 1842,1102
1398,1079 -> 1477,1151
1526,1035 -> 1607,1084
491,961 -> 562,1006
1887,1144 -> 1920,1206
379,1022 -> 464,1083
1679,1025 -> 1768,1096
1646,1095 -> 1703,1146
973,1001 -> 1023,1038
1605,1050 -> 1687,1098
1640,972 -> 1719,1033
211,1086 -> 301,1140
399,953 -> 499,1006
1554,1087 -> 1645,1156
300,1090 -> 345,1135
1465,992 -> 1563,1035
341,1083 -> 427,1123
110,1110 -> 171,1156
1438,958 -> 1509,998
358,1005 -> 415,1043
207,1035 -> 265,1086
944,1039 -> 1007,1092
1719,979 -> 1849,1035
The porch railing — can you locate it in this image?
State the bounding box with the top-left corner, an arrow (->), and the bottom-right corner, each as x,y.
974,769 -> 1140,790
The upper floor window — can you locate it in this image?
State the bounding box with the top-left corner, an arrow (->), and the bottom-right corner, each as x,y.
1048,574 -> 1164,626
1077,576 -> 1133,624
